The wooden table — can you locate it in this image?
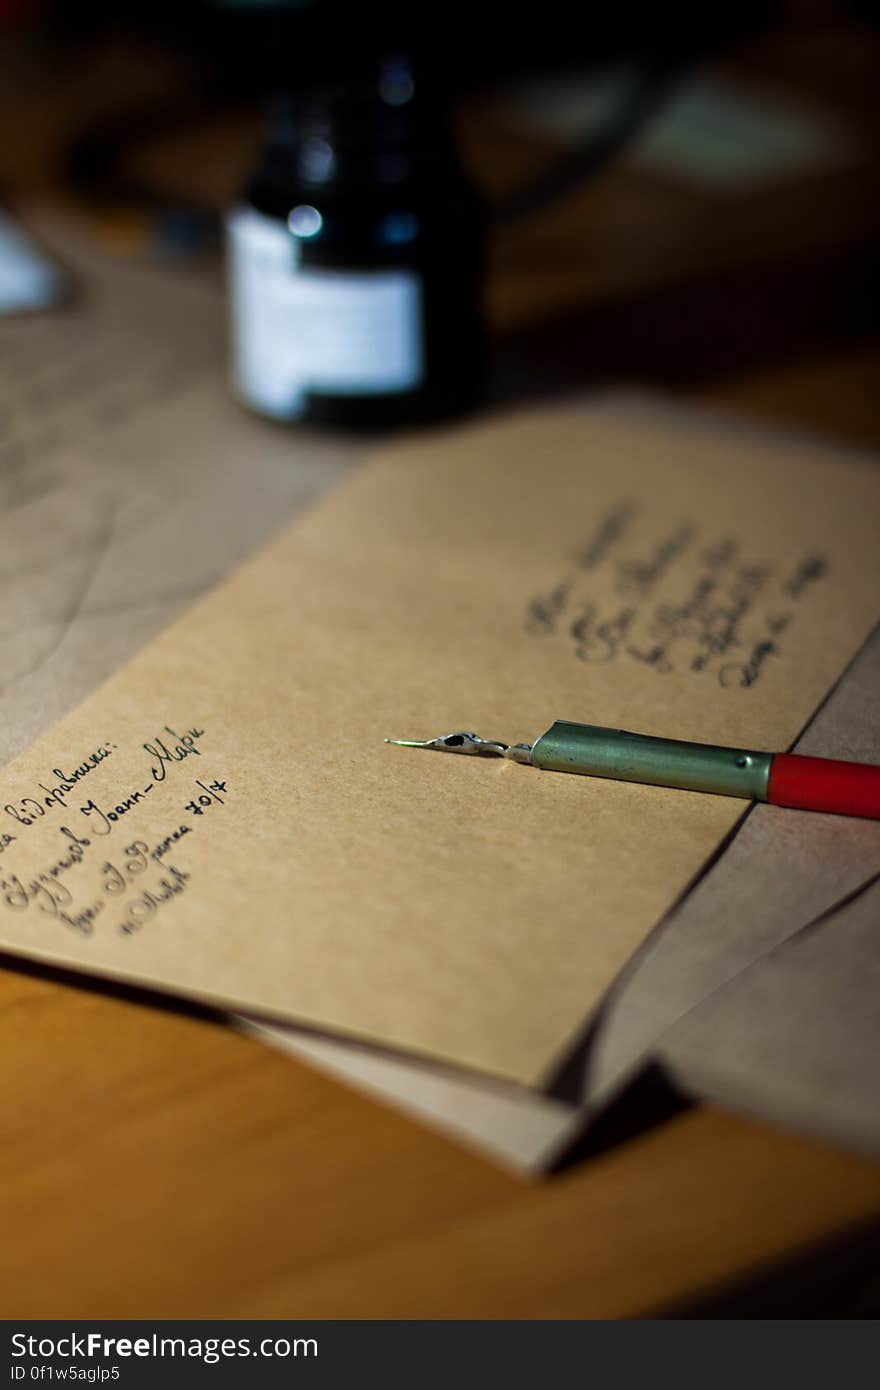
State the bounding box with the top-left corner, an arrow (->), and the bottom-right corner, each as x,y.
2,17 -> 879,1319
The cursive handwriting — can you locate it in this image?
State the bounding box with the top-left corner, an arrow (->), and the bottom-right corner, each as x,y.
526,514 -> 828,690
144,726 -> 205,783
615,524 -> 695,599
4,742 -> 117,827
80,786 -> 156,836
150,824 -> 192,864
720,638 -> 780,689
116,864 -> 191,936
0,826 -> 93,918
574,503 -> 637,571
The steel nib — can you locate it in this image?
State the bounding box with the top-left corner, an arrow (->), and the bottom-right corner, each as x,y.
385,732 -> 533,762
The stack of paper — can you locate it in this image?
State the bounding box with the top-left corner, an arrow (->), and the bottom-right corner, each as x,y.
1,211 -> 878,1172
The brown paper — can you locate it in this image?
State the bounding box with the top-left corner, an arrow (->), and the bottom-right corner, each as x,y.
251,407 -> 880,1167
587,619 -> 880,1110
240,1018 -> 582,1173
0,406 -> 878,1084
5,211 -> 876,1162
661,876 -> 880,1159
254,618 -> 880,1169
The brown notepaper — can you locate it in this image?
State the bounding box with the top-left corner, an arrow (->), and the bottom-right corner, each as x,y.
0,406 -> 878,1084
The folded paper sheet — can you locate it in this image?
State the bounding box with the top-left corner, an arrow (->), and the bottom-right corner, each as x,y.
587,617 -> 880,1112
253,618 -> 880,1169
660,874 -> 880,1158
1,407 -> 879,1085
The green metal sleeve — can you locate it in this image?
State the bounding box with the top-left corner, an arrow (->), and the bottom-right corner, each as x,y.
530,720 -> 772,801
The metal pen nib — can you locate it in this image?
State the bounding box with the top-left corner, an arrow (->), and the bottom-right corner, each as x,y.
385,721 -> 880,821
385,720 -> 775,799
384,732 -> 534,763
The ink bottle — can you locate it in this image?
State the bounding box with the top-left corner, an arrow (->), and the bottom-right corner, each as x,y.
226,58 -> 485,430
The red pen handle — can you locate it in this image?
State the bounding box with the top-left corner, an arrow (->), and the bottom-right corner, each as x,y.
767,752 -> 880,820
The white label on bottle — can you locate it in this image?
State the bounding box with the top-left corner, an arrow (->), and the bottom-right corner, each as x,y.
226,206 -> 424,419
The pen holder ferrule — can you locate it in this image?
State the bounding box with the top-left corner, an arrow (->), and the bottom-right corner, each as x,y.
530,721 -> 772,801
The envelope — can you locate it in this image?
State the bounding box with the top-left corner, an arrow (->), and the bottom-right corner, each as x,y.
254,616 -> 880,1168
659,873 -> 880,1160
585,616 -> 880,1113
2,211 -> 878,1170
2,404 -> 879,1063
